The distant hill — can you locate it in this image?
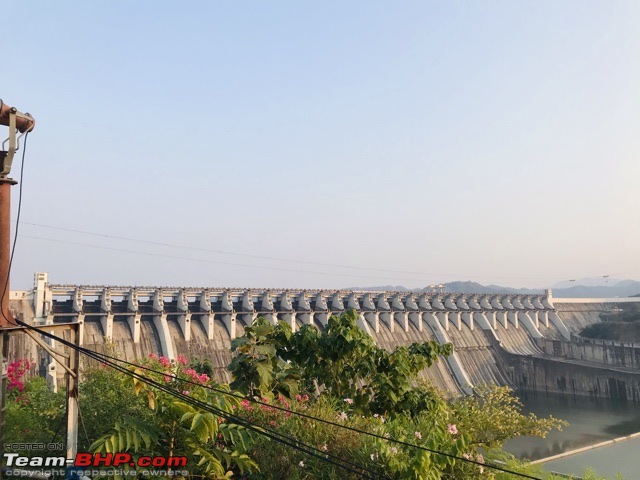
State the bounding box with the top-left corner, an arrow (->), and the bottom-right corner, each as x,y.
349,279 -> 640,298
550,281 -> 640,298
552,277 -> 624,289
345,285 -> 411,292
436,281 -> 541,294
346,282 -> 541,294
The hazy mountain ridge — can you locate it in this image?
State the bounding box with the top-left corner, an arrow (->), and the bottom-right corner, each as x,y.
350,279 -> 640,298
552,277 -> 624,289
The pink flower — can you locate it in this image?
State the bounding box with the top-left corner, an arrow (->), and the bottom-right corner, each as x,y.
149,353 -> 157,360
176,354 -> 188,365
7,359 -> 32,392
414,431 -> 422,440
447,424 -> 458,435
9,380 -> 24,391
343,398 -> 354,405
159,356 -> 170,367
476,453 -> 484,464
182,390 -> 190,396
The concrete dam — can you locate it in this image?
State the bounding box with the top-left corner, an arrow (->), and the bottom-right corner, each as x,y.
10,273 -> 640,401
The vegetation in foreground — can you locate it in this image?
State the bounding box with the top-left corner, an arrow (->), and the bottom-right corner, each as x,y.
5,310 -> 619,479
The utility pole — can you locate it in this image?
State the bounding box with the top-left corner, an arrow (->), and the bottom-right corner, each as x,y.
0,99 -> 34,327
0,101 -> 81,479
0,100 -> 35,468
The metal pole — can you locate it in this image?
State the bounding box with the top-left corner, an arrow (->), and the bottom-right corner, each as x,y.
66,323 -> 79,463
0,330 -> 9,462
0,179 -> 16,328
0,174 -> 14,477
0,101 -> 35,133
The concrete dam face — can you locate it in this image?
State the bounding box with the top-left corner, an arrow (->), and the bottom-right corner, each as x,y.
11,273 -> 640,401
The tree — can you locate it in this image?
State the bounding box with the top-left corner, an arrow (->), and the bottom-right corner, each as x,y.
229,310 -> 453,416
77,363 -> 150,451
5,371 -> 66,448
91,355 -> 257,479
452,384 -> 568,450
229,320 -> 301,400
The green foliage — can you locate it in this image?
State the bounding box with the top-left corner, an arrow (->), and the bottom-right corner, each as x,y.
227,313 -> 574,479
229,310 -> 452,416
237,393 -> 485,480
89,416 -> 159,453
229,318 -> 300,400
453,385 -> 568,449
4,376 -> 65,447
190,356 -> 215,377
600,303 -> 640,323
581,304 -> 640,341
78,364 -> 150,451
237,395 -> 382,480
581,322 -> 640,341
4,313 -> 588,480
92,355 -> 258,479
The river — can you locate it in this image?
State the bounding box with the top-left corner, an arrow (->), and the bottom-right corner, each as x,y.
504,391 -> 640,478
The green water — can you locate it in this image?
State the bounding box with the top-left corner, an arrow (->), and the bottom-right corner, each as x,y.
542,436 -> 640,479
504,392 -> 640,478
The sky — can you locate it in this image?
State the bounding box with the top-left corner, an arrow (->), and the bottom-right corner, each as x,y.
2,1 -> 639,290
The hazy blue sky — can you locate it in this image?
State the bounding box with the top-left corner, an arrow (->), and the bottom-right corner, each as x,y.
3,1 -> 639,290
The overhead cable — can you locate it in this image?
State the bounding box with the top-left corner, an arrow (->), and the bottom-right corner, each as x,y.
19,321 -> 541,480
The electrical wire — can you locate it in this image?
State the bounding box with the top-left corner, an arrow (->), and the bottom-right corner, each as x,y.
67,339 -> 384,478
18,235 -> 429,283
95,349 -> 541,479
16,321 -> 388,479
1,132 -> 28,327
18,223 -> 564,282
20,222 -> 429,276
1,132 -> 538,478
82,347 -> 386,478
77,398 -> 91,447
19,320 -> 541,480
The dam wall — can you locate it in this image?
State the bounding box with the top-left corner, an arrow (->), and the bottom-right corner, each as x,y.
8,273 -> 640,401
536,336 -> 640,370
493,336 -> 640,402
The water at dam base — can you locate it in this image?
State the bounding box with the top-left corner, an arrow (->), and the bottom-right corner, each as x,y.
506,391 -> 640,478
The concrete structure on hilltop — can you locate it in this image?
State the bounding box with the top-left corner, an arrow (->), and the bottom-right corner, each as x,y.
9,273 -> 640,401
